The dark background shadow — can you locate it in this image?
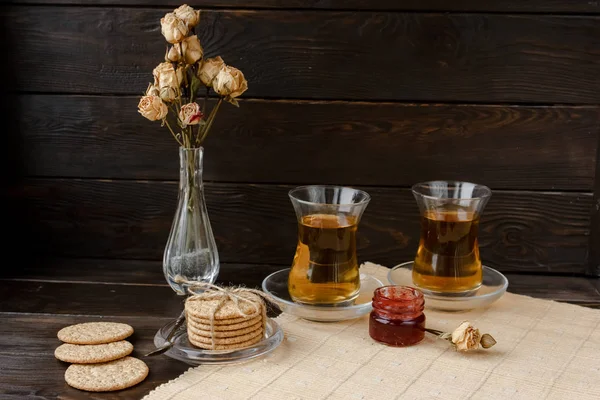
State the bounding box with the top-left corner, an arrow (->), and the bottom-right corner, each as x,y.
0,8 -> 27,278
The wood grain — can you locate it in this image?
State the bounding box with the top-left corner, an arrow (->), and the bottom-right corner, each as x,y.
1,277 -> 598,316
2,258 -> 284,288
503,275 -> 600,307
590,137 -> 600,276
3,258 -> 599,307
19,95 -> 600,190
6,1 -> 600,13
9,179 -> 592,273
0,281 -> 184,317
5,7 -> 600,103
0,314 -> 188,400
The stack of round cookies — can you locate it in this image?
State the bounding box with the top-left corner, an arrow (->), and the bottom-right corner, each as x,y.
185,290 -> 267,350
55,322 -> 149,392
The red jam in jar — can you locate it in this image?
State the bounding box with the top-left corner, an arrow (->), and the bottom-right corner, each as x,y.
369,285 -> 425,347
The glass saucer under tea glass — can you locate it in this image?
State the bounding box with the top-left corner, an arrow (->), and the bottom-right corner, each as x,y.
262,268 -> 384,322
388,261 -> 508,312
153,317 -> 284,365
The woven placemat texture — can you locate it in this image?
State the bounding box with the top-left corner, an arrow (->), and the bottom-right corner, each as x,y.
143,263 -> 600,400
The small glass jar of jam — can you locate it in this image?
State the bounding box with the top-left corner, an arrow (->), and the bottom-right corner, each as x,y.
369,285 -> 425,347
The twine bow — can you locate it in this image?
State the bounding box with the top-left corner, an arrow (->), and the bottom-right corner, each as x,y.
174,276 -> 279,349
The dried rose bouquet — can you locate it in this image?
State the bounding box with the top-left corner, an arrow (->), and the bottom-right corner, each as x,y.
136,5 -> 247,290
137,4 -> 248,148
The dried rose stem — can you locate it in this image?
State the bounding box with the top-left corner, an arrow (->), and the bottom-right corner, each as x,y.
197,87 -> 210,144
202,87 -> 209,114
196,98 -> 223,146
164,119 -> 183,147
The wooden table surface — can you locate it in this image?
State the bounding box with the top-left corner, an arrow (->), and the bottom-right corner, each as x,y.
1,258 -> 599,399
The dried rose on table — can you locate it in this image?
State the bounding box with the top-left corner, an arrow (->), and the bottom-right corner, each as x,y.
426,320 -> 497,351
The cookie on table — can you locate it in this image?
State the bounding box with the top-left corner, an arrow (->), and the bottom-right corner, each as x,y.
64,356 -> 148,392
55,340 -> 133,364
57,322 -> 133,345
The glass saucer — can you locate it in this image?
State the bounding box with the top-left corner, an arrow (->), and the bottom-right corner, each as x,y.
387,261 -> 508,312
261,268 -> 384,322
153,317 -> 284,365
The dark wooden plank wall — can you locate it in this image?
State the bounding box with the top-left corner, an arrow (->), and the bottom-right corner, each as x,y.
5,1 -> 600,12
591,138 -> 600,276
6,9 -> 600,103
2,1 -> 600,284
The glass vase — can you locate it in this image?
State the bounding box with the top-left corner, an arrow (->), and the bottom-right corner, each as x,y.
163,147 -> 219,295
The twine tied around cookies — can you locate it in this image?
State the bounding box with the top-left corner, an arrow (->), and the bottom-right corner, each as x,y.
174,276 -> 280,349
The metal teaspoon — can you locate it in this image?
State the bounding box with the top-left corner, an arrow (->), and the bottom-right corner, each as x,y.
144,310 -> 186,357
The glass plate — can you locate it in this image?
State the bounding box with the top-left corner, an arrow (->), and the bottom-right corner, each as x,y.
262,268 -> 384,322
153,317 -> 284,365
387,261 -> 508,312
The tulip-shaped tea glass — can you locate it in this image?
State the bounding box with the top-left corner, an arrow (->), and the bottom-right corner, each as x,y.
288,185 -> 370,306
412,181 -> 491,295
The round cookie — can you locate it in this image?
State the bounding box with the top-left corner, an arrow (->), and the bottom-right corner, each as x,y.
188,334 -> 263,350
58,322 -> 133,345
55,340 -> 133,364
186,314 -> 263,328
187,321 -> 263,339
185,292 -> 264,322
187,316 -> 262,332
187,327 -> 263,345
64,356 -> 148,392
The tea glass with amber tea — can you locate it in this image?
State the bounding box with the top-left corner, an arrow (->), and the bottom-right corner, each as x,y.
412,181 -> 491,295
288,185 -> 370,306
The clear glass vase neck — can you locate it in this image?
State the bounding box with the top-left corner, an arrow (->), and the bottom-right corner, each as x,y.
179,147 -> 204,191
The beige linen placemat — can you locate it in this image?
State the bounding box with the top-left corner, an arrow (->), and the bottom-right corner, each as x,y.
144,263 -> 600,400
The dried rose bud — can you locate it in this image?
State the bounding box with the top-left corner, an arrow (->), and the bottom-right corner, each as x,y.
145,83 -> 160,97
174,4 -> 200,28
166,45 -> 181,62
160,12 -> 189,44
213,65 -> 248,104
153,62 -> 184,102
480,333 -> 497,349
197,56 -> 225,87
138,95 -> 168,121
180,35 -> 203,64
179,102 -> 204,126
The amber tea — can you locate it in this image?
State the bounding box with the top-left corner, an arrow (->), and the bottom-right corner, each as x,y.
288,214 -> 361,305
412,206 -> 482,293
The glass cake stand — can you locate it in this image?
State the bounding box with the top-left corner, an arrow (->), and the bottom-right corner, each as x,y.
262,268 -> 384,322
153,317 -> 284,365
387,261 -> 508,312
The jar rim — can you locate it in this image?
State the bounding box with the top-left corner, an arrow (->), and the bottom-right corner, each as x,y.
373,285 -> 424,302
